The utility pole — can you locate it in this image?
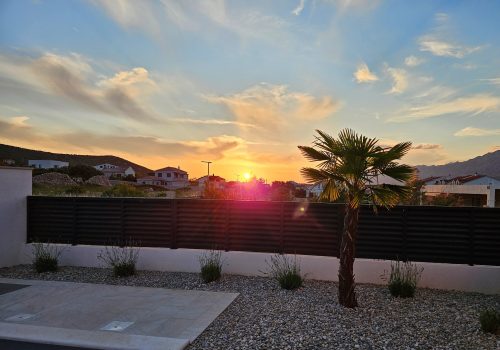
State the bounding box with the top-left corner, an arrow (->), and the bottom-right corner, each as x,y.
201,160 -> 212,189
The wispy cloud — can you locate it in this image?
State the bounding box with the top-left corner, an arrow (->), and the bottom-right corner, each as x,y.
0,116 -> 245,161
419,36 -> 482,58
404,55 -> 424,67
92,0 -> 292,46
454,127 -> 500,137
170,118 -> 258,129
417,13 -> 483,59
292,0 -> 305,16
480,77 -> 500,85
389,94 -> 500,122
205,83 -> 340,133
412,143 -> 442,150
353,63 -> 378,83
1,52 -> 159,122
386,67 -> 408,94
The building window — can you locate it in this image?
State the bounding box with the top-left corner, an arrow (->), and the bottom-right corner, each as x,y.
167,173 -> 171,178
158,173 -> 162,177
175,173 -> 178,178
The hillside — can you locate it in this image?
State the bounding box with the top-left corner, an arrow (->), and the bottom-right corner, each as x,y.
0,144 -> 152,177
417,150 -> 500,179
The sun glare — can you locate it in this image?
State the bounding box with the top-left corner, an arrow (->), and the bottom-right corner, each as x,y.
243,172 -> 251,181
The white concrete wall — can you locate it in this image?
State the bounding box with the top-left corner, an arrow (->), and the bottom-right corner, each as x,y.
19,244 -> 500,294
0,167 -> 32,267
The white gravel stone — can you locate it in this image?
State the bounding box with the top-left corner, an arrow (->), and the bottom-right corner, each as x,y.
0,265 -> 498,350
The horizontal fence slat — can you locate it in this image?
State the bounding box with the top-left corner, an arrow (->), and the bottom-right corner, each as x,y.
26,197 -> 500,266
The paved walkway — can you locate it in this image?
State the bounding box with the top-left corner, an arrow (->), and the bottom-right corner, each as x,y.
0,278 -> 238,350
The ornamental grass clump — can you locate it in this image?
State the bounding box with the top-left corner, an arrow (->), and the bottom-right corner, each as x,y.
199,249 -> 223,283
479,309 -> 500,334
97,240 -> 140,277
384,260 -> 423,298
265,254 -> 303,290
32,241 -> 64,273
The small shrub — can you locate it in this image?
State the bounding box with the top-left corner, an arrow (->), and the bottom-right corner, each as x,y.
31,241 -> 64,273
479,309 -> 499,334
65,185 -> 85,195
199,249 -> 223,283
264,254 -> 303,290
101,184 -> 144,197
383,260 -> 423,298
97,240 -> 140,277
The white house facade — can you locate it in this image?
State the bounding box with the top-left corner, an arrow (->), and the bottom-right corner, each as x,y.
422,174 -> 500,208
136,176 -> 168,187
154,166 -> 189,189
94,163 -> 119,171
28,160 -> 69,169
100,166 -> 135,179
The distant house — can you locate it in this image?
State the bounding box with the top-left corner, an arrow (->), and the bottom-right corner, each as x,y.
136,176 -> 168,187
1,159 -> 15,166
306,183 -> 324,198
94,163 -> 119,171
197,175 -> 226,190
154,166 -> 189,189
100,166 -> 136,179
422,174 -> 500,207
28,160 -> 68,169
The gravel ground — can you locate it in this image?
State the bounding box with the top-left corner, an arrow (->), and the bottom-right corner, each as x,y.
0,265 -> 498,350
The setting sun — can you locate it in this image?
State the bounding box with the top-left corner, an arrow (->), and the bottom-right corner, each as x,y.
243,172 -> 252,181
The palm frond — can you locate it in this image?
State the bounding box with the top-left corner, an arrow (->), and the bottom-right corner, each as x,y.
297,146 -> 330,163
380,163 -> 415,183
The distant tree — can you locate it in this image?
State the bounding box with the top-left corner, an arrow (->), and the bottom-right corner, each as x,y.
299,129 -> 414,308
123,174 -> 136,182
294,188 -> 307,198
400,175 -> 424,205
426,193 -> 463,207
67,165 -> 103,181
270,181 -> 293,201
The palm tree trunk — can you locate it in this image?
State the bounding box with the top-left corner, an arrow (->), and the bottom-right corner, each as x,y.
338,203 -> 359,308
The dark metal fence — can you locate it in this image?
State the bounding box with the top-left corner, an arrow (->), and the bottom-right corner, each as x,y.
27,196 -> 500,266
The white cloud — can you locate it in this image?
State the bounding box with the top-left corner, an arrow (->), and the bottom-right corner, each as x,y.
419,36 -> 482,58
330,0 -> 381,11
292,0 -> 305,16
454,127 -> 500,137
404,55 -> 424,67
92,0 -> 292,46
171,118 -> 258,129
480,78 -> 500,85
386,67 -> 408,94
9,116 -> 30,127
1,52 -> 159,122
205,83 -> 340,133
412,85 -> 456,101
412,143 -> 442,150
353,63 -> 378,83
389,94 -> 500,122
453,63 -> 477,70
90,0 -> 161,36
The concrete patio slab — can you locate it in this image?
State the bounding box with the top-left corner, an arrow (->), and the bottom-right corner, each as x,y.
0,278 -> 238,350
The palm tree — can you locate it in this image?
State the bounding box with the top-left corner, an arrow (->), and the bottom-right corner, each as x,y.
298,129 -> 414,308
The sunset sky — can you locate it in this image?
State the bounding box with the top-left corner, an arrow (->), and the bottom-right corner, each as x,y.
0,0 -> 499,181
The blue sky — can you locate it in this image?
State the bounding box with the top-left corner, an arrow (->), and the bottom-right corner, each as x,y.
0,0 -> 499,181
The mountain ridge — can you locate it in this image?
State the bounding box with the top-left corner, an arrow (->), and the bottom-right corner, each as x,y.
0,144 -> 152,177
416,150 -> 500,179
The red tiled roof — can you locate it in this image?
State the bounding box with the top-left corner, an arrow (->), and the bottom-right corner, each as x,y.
448,174 -> 484,184
155,166 -> 187,173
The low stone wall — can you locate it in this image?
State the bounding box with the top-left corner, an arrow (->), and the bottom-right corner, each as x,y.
19,244 -> 500,294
